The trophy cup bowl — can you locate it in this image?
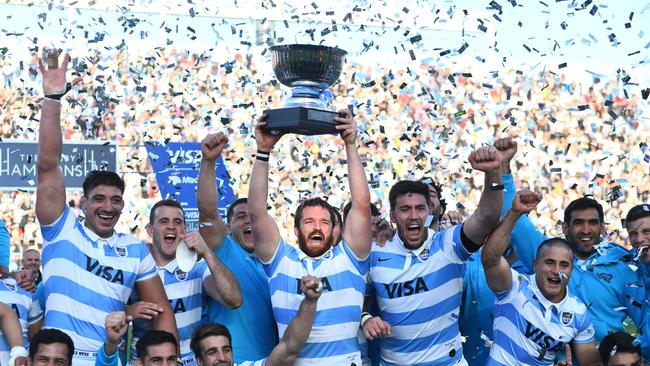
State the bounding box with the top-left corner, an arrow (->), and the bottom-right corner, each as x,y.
264,44 -> 348,136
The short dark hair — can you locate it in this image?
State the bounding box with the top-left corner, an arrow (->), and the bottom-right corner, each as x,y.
564,197 -> 604,225
227,198 -> 248,223
419,177 -> 447,217
149,199 -> 185,225
598,331 -> 641,364
342,201 -> 380,224
625,204 -> 650,228
190,324 -> 232,360
535,237 -> 574,261
388,180 -> 431,211
136,330 -> 178,359
82,170 -> 125,197
29,329 -> 74,364
294,198 -> 335,229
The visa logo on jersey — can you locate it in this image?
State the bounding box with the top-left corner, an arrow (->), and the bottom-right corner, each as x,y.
86,256 -> 125,284
383,277 -> 429,299
524,321 -> 564,355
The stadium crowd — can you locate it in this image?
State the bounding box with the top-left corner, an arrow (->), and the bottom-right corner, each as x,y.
0,36 -> 649,366
1,46 -> 648,270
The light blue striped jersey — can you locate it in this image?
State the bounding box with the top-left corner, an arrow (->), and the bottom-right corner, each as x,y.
263,238 -> 369,366
0,278 -> 43,365
368,225 -> 469,365
238,360 -> 266,366
488,270 -> 595,366
131,259 -> 210,366
40,206 -> 157,366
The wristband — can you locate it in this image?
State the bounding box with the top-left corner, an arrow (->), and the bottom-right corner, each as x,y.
9,346 -> 28,366
360,312 -> 373,329
44,82 -> 72,100
489,183 -> 505,191
256,150 -> 270,162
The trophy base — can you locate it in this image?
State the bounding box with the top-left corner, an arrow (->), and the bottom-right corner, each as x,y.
265,107 -> 341,136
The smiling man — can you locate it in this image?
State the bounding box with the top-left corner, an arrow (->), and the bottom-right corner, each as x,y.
35,49 -> 176,366
197,132 -> 278,362
501,173 -> 649,358
365,145 -> 504,365
128,198 -> 242,366
248,110 -> 373,365
482,191 -> 602,366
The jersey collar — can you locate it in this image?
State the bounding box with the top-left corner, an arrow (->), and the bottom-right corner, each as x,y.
159,259 -> 179,274
391,228 -> 433,258
82,224 -> 119,248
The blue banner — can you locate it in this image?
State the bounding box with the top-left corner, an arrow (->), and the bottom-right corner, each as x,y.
0,139 -> 118,190
145,141 -> 235,232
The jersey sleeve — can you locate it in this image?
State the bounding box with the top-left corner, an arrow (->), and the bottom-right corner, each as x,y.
40,206 -> 76,246
573,312 -> 596,344
135,246 -> 157,282
340,239 -> 370,276
494,268 -> 523,303
261,237 -> 286,278
443,224 -> 471,262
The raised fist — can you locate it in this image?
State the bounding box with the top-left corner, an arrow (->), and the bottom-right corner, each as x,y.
201,133 -> 229,161
301,275 -> 323,301
493,137 -> 517,165
468,146 -> 502,173
511,190 -> 542,215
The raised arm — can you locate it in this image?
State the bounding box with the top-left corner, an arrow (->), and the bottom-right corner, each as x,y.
35,50 -> 77,225
182,231 -> 242,309
248,112 -> 283,262
0,302 -> 26,366
494,137 -> 518,219
96,311 -> 131,366
135,277 -> 178,344
462,146 -> 504,249
482,190 -> 542,294
337,110 -> 371,259
266,275 -> 322,366
197,133 -> 228,252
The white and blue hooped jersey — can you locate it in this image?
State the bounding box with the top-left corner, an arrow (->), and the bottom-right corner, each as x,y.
40,206 -> 157,366
131,259 -> 210,366
0,278 -> 43,365
368,225 -> 469,366
487,270 -> 595,366
263,238 -> 369,366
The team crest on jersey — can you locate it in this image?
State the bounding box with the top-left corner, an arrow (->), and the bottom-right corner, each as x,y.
114,246 -> 128,257
560,311 -> 574,325
175,268 -> 188,281
418,248 -> 430,261
322,249 -> 333,260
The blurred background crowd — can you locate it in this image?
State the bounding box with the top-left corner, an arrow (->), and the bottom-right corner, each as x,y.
0,0 -> 648,270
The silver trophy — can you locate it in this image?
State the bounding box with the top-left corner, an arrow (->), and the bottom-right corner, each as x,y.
264,44 -> 347,135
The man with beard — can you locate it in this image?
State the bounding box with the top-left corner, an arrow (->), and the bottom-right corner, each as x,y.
482,190 -> 601,366
248,110 -> 372,365
35,49 -> 176,366
197,133 -> 278,362
128,198 -> 242,366
502,173 -> 648,360
624,204 -> 650,363
364,145 -> 503,365
189,275 -> 323,366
